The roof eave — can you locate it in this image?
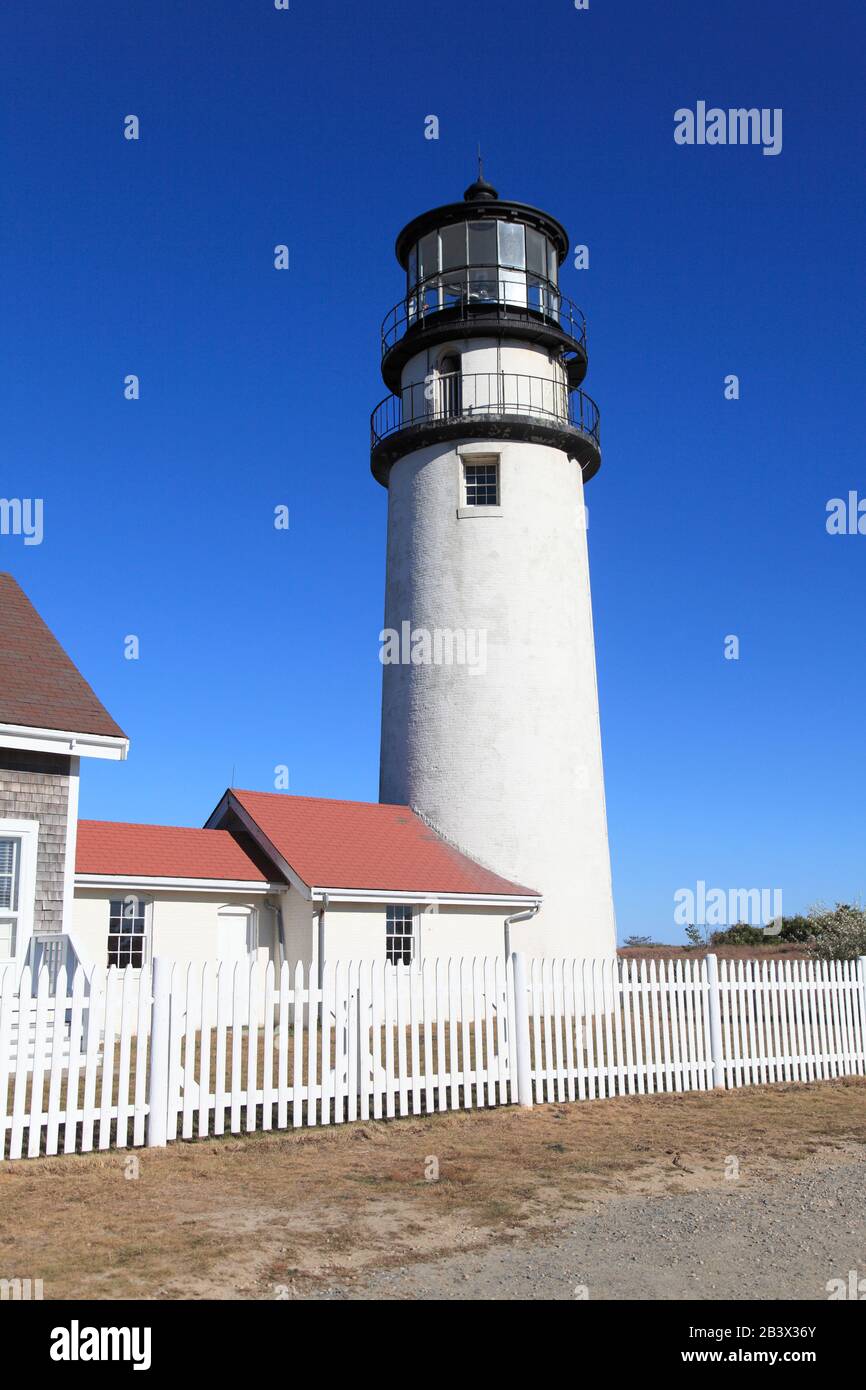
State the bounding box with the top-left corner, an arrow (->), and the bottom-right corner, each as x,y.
75,872 -> 280,894
0,722 -> 129,761
310,886 -> 542,907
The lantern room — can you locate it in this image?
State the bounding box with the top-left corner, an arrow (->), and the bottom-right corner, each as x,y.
379,173 -> 589,394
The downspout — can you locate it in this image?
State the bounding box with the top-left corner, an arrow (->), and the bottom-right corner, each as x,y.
315,892 -> 329,989
314,892 -> 329,1026
504,902 -> 540,960
276,904 -> 286,968
264,901 -> 286,969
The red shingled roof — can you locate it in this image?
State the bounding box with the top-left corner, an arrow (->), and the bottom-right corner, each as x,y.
226,789 -> 538,897
0,573 -> 125,738
76,821 -> 273,882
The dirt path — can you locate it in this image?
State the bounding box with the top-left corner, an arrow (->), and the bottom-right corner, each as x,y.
311,1154 -> 866,1301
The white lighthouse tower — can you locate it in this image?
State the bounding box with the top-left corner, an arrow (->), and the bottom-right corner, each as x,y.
372,172 -> 616,959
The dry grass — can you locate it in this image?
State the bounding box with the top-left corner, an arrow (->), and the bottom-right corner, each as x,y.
2,1078 -> 866,1300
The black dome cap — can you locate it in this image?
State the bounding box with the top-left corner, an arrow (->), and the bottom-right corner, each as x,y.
463,174 -> 499,202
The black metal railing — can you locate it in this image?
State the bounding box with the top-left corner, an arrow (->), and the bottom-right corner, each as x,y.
371,371 -> 600,450
381,267 -> 587,358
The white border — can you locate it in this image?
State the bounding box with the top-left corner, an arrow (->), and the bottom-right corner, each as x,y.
0,817 -> 40,973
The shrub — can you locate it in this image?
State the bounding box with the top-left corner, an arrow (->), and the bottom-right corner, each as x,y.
809,903 -> 866,961
709,923 -> 765,946
683,924 -> 709,950
774,914 -> 814,943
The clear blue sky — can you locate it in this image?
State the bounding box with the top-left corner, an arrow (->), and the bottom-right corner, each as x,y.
1,1 -> 864,943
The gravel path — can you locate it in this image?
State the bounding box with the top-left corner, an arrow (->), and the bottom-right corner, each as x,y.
315,1157 -> 866,1300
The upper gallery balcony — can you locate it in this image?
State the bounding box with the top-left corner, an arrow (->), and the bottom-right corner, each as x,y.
370,371 -> 601,485
380,266 -> 589,392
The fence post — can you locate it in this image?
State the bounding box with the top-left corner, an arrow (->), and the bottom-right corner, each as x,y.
858,957 -> 866,1074
705,953 -> 725,1089
511,951 -> 533,1109
146,957 -> 172,1147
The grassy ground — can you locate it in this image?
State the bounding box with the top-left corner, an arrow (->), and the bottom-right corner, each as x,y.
2,1078 -> 866,1299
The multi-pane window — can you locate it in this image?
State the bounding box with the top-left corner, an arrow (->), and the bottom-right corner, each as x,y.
0,837 -> 20,962
464,461 -> 499,507
386,905 -> 415,966
108,897 -> 148,969
407,221 -> 559,291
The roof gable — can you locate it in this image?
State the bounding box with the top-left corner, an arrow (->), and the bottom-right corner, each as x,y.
0,573 -> 125,739
220,789 -> 539,898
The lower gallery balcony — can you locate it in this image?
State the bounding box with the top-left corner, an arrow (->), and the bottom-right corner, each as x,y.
370,371 -> 601,485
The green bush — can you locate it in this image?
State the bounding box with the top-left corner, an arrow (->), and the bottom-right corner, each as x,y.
774,915 -> 814,943
709,923 -> 765,946
707,917 -> 817,947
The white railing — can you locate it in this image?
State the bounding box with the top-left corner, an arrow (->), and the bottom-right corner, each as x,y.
2,953 -> 865,1161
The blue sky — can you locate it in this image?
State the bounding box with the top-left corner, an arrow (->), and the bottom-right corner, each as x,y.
1,0 -> 863,942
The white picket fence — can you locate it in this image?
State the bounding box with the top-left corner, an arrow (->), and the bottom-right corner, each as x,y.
2,953 -> 865,1161
525,956 -> 866,1102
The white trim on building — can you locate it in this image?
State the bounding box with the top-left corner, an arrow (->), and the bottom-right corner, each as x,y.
0,816 -> 40,975
0,722 -> 129,761
75,873 -> 281,895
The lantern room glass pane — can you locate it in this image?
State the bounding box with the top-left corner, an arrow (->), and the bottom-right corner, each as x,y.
497,221 -> 525,270
440,222 -> 466,272
468,220 -> 497,269
526,227 -> 547,278
418,231 -> 439,283
547,240 -> 559,285
407,244 -> 418,289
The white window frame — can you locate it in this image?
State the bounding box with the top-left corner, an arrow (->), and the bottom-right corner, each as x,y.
107,894 -> 152,972
456,448 -> 503,519
386,903 -> 418,970
0,818 -> 39,976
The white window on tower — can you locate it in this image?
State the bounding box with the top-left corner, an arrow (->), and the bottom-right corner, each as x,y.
464,459 -> 499,507
108,896 -> 150,970
0,837 -> 21,964
386,905 -> 415,966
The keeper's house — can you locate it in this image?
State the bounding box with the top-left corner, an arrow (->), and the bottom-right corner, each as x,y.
0,575 -> 537,982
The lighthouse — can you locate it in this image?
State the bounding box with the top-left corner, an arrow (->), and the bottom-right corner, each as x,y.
372,172 -> 616,959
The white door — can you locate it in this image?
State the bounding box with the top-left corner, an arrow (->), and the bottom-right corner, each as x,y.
216,914 -> 250,962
